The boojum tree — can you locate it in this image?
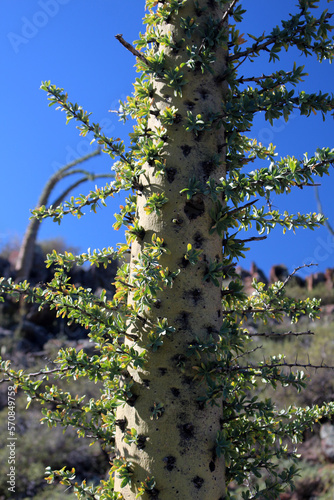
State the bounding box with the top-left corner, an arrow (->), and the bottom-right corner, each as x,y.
1,1 -> 334,499
14,148 -> 111,282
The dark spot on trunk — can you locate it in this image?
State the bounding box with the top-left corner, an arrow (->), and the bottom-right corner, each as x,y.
192,476 -> 204,489
179,423 -> 194,440
207,0 -> 217,9
115,419 -> 127,432
170,387 -> 180,397
180,256 -> 190,268
193,231 -> 204,248
194,131 -> 204,142
182,375 -> 193,385
158,367 -> 168,376
201,159 -> 215,179
163,455 -> 176,471
214,73 -> 225,85
197,87 -> 209,100
188,288 -> 202,305
174,113 -> 182,124
217,309 -> 221,318
206,325 -> 218,336
184,196 -> 205,220
137,435 -> 147,450
209,460 -> 216,472
184,100 -> 195,110
148,487 -> 160,499
180,144 -> 192,157
143,379 -> 150,387
166,167 -> 177,183
175,311 -> 189,330
218,143 -> 225,154
126,394 -> 138,407
153,299 -> 162,309
197,400 -> 205,411
194,4 -> 203,16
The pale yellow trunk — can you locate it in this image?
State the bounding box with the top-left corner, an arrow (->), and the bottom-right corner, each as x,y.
115,2 -> 228,498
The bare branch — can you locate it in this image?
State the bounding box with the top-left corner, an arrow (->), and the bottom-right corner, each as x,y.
237,235 -> 267,243
281,263 -> 317,289
115,34 -> 149,65
247,330 -> 314,338
221,360 -> 334,373
51,173 -> 114,208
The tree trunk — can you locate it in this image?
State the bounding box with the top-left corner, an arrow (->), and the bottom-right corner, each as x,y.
115,2 -> 228,498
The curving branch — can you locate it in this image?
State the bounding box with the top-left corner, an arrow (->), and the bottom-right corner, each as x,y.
15,148 -> 113,281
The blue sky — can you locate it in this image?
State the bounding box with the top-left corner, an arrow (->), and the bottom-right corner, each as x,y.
1,0 -> 334,279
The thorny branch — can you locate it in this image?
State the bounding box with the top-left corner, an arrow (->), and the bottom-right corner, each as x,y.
247,330 -> 314,338
223,360 -> 334,373
281,263 -> 317,289
0,365 -> 71,384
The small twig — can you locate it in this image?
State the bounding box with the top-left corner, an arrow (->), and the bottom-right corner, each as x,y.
223,235 -> 267,245
228,199 -> 259,216
232,345 -> 263,361
115,279 -> 136,289
115,34 -> 149,65
281,263 -> 317,289
242,235 -> 267,243
219,0 -> 239,29
236,71 -> 293,85
247,330 -> 314,338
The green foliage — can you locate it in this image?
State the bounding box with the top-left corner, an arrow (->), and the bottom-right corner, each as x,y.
135,476 -> 156,498
184,243 -> 203,265
144,192 -> 169,215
